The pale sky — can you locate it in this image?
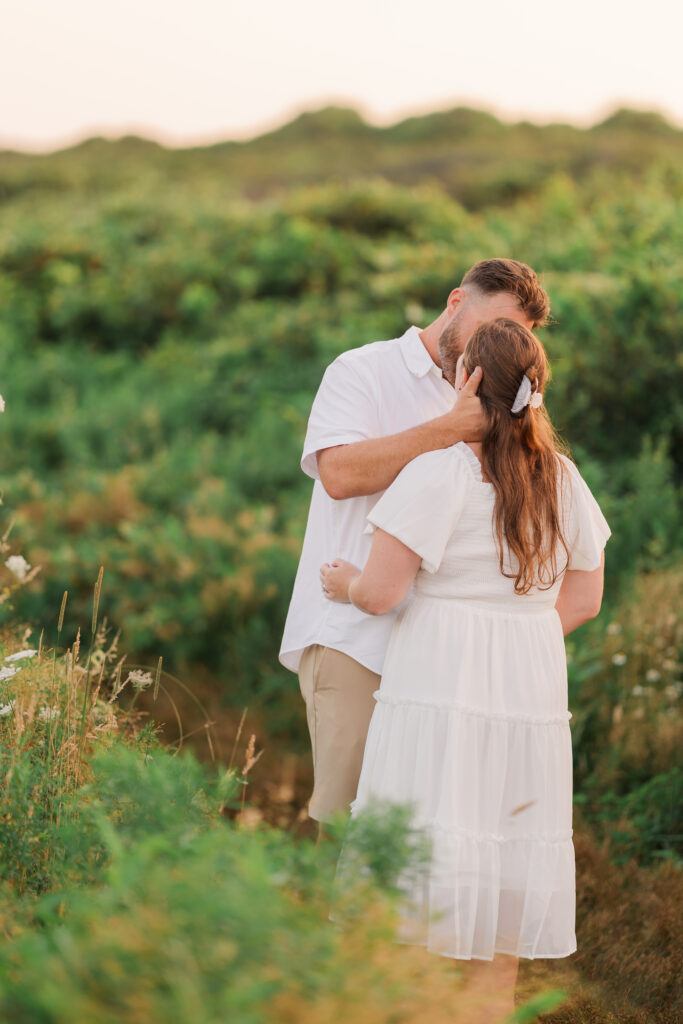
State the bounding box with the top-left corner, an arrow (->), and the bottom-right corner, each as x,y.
2,0 -> 681,153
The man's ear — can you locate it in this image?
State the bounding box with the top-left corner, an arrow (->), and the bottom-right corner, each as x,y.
446,287 -> 465,314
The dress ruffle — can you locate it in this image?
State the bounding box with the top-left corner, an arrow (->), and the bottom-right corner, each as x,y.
334,818 -> 576,960
334,690 -> 577,960
372,689 -> 572,725
387,830 -> 576,960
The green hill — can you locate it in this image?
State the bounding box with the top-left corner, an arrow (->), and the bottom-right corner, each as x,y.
2,104 -> 682,207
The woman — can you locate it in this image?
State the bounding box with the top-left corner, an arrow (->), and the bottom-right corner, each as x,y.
320,318 -> 610,1020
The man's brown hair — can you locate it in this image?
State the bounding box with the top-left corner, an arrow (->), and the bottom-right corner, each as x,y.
461,259 -> 550,328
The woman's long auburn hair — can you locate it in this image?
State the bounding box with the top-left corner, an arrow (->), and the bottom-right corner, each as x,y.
462,318 -> 570,595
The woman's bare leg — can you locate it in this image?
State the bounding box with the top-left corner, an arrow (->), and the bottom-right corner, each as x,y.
457,954 -> 519,1023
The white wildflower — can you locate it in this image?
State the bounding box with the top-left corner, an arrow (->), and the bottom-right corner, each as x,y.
4,555 -> 31,580
38,705 -> 60,720
0,664 -> 19,681
664,684 -> 681,702
631,685 -> 645,697
611,653 -> 627,667
0,701 -> 15,716
606,622 -> 622,635
126,669 -> 153,688
645,669 -> 661,683
4,649 -> 38,662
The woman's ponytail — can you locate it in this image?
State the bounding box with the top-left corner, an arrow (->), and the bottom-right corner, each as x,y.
463,319 -> 570,595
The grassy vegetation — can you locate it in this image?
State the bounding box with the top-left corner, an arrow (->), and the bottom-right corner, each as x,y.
0,575 -> 679,1023
0,104 -> 680,1020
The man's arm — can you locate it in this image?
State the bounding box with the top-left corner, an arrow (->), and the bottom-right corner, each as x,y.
317,367 -> 483,499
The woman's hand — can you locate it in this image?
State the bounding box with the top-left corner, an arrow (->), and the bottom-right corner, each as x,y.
320,558 -> 361,603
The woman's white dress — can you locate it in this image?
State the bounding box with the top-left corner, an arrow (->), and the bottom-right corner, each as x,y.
333,441 -> 611,962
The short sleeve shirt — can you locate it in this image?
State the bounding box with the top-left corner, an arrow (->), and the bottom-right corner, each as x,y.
279,326 -> 457,675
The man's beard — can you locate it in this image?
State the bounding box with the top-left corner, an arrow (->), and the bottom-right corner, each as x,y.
438,313 -> 464,385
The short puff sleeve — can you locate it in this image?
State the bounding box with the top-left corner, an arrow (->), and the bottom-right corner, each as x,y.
559,454 -> 611,571
363,447 -> 469,574
301,355 -> 379,480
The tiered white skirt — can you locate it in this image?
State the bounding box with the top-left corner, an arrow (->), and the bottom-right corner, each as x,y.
333,595 -> 578,962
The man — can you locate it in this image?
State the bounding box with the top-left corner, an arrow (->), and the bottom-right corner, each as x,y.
279,258 -> 550,834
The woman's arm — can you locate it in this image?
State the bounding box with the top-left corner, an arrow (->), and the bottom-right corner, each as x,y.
320,528 -> 423,616
554,552 -> 605,636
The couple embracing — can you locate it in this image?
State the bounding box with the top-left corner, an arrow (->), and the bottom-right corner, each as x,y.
279,259 -> 610,1017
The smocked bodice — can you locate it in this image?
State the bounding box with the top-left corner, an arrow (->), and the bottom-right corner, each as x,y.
411,443 -> 565,612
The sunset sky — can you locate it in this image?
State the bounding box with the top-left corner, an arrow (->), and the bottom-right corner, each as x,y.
2,0 -> 681,152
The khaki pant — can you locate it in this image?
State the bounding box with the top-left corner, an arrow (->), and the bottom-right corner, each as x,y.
298,644 -> 381,823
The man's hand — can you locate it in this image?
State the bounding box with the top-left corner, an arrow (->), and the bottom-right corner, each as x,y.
315,365 -> 485,500
320,558 -> 361,603
441,365 -> 485,443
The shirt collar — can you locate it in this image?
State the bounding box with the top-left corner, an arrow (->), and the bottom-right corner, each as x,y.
399,325 -> 442,379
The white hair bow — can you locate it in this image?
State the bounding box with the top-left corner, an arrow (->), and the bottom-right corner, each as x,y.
510,374 -> 543,414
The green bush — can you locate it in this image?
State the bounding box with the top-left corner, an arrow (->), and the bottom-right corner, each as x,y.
0,148 -> 681,744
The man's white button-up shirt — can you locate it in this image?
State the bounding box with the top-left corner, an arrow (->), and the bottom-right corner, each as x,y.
279,325 -> 456,675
